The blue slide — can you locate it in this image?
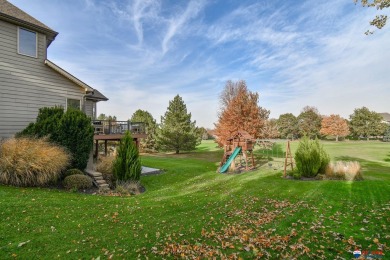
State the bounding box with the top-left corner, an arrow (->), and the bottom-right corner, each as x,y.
219,147 -> 241,173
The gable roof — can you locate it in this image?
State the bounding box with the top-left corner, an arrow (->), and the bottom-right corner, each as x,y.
0,0 -> 58,46
228,130 -> 254,140
45,59 -> 108,101
86,89 -> 109,101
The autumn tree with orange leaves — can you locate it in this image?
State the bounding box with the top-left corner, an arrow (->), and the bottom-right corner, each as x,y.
320,114 -> 350,141
214,80 -> 269,146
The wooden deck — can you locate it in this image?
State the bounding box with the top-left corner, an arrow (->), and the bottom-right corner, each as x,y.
94,133 -> 147,141
92,120 -> 147,158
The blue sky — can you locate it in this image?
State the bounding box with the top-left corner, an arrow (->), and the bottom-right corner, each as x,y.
9,0 -> 390,127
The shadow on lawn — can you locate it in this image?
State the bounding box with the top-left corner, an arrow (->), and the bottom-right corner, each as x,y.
384,153 -> 390,162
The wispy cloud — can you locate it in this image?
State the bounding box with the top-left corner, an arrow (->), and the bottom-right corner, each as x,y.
162,0 -> 206,54
8,0 -> 390,127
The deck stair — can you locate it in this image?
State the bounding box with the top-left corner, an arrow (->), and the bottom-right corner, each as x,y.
85,169 -> 110,191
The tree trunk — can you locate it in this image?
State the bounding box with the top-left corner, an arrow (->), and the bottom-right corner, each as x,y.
336,135 -> 339,142
176,149 -> 179,154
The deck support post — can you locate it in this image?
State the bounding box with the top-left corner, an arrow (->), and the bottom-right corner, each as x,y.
95,140 -> 99,159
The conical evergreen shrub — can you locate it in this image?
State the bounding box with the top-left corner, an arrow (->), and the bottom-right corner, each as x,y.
113,131 -> 141,181
295,137 -> 329,178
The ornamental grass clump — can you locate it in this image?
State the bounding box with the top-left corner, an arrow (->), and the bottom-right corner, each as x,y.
112,131 -> 141,182
97,156 -> 115,188
294,137 -> 330,178
0,138 -> 70,187
325,161 -> 363,181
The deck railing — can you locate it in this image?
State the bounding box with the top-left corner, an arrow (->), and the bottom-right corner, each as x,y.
92,120 -> 145,135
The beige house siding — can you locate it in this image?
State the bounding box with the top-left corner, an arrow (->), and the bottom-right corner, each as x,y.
84,99 -> 96,119
0,20 -> 85,138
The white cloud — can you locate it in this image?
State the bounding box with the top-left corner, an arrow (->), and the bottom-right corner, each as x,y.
7,0 -> 390,128
162,0 -> 206,54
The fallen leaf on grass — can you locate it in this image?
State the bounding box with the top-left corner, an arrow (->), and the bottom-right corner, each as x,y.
18,240 -> 30,247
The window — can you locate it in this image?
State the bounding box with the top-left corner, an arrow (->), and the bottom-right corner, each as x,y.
18,27 -> 37,57
67,99 -> 81,110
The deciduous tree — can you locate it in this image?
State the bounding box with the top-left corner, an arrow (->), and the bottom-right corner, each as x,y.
261,119 -> 280,139
297,106 -> 322,139
214,80 -> 269,146
277,113 -> 299,140
131,109 -> 158,152
354,0 -> 390,34
349,106 -> 385,140
157,95 -> 200,154
320,114 -> 350,141
97,114 -> 117,121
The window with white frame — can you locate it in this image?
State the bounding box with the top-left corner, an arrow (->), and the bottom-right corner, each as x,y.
67,99 -> 81,110
18,27 -> 37,58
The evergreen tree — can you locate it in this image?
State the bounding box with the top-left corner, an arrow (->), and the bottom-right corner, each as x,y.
58,109 -> 94,170
157,95 -> 200,154
130,109 -> 158,152
18,107 -> 93,170
112,131 -> 141,181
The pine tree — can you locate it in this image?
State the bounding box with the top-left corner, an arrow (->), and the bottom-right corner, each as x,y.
112,131 -> 141,181
157,95 -> 200,154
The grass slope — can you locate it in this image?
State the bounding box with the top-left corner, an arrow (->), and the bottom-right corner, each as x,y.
0,140 -> 389,259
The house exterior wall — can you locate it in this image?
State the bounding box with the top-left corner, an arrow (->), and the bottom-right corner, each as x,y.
84,99 -> 96,119
0,20 -> 86,138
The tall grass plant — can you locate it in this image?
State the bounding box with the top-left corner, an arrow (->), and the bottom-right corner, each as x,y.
0,138 -> 69,186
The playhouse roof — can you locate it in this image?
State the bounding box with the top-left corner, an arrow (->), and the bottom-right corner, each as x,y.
227,130 -> 254,140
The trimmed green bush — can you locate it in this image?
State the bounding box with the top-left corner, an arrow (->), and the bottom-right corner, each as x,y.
113,131 -> 141,181
17,106 -> 64,139
17,107 -> 94,170
63,174 -> 93,190
0,138 -> 70,187
295,137 -> 330,178
58,109 -> 94,170
64,168 -> 84,178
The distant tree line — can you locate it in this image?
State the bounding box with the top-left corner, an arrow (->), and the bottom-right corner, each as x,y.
276,106 -> 389,141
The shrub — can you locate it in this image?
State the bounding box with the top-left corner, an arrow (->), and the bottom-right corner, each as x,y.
63,174 -> 93,190
115,181 -> 144,195
17,106 -> 64,139
325,161 -> 363,181
17,107 -> 94,170
64,168 -> 84,178
0,138 -> 70,187
113,131 -> 141,182
57,109 -> 94,170
316,141 -> 330,174
295,137 -> 330,178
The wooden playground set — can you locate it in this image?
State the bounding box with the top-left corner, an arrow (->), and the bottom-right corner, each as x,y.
218,130 -> 293,175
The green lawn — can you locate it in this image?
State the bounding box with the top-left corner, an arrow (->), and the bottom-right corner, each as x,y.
0,140 -> 389,259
